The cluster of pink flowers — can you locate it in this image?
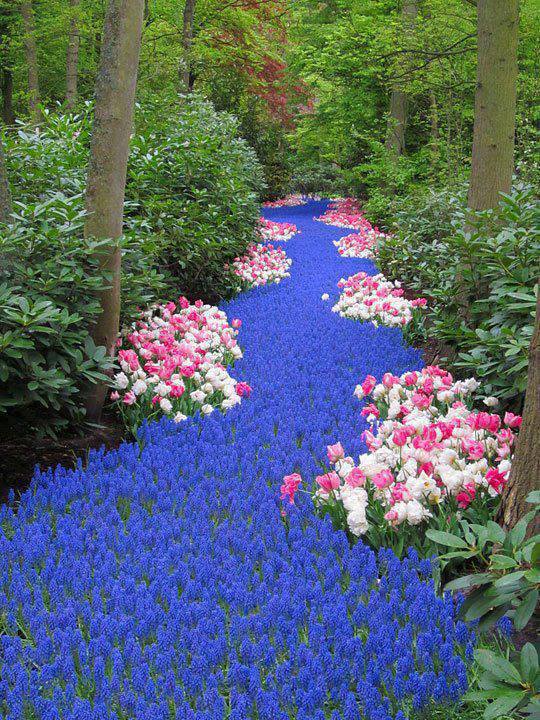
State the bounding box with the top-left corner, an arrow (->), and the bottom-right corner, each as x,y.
285,366 -> 521,538
315,198 -> 366,229
333,230 -> 385,260
332,271 -> 427,328
263,194 -> 307,208
111,298 -> 251,430
231,242 -> 292,288
259,218 -> 299,242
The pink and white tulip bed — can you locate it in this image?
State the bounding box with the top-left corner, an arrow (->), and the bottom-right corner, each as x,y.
259,217 -> 299,242
315,197 -> 366,229
111,298 -> 251,432
333,230 -> 385,260
262,194 -> 307,208
231,242 -> 292,288
332,271 -> 427,328
283,365 -> 521,543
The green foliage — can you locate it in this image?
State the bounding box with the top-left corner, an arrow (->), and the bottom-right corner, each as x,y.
467,644 -> 540,720
1,96 -> 263,434
378,183 -> 539,405
427,491 -> 540,633
129,96 -> 265,302
0,195 -> 113,435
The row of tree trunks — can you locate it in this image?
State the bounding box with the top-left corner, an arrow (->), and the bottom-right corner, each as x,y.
83,0 -> 145,421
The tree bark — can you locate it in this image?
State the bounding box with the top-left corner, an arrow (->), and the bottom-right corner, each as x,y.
180,0 -> 196,93
498,291 -> 540,532
19,1 -> 41,124
384,0 -> 417,157
1,70 -> 15,125
429,90 -> 439,175
467,0 -> 519,211
65,0 -> 81,110
0,134 -> 12,223
84,0 -> 145,421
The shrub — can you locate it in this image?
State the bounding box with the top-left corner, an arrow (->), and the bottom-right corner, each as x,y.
128,97 -> 265,302
1,98 -> 264,433
0,196 -> 113,435
378,183 -> 539,405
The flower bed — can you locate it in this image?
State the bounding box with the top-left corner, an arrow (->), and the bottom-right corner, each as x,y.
332,271 -> 427,327
263,194 -> 307,208
315,197 -> 366,229
288,366 -> 521,552
259,217 -> 299,242
334,230 -> 385,259
111,298 -> 249,432
231,242 -> 292,288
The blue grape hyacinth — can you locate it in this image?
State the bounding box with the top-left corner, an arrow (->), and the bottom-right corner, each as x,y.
0,201 -> 473,719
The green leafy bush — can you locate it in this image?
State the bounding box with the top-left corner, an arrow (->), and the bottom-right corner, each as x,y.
1,97 -> 263,433
0,196 -> 113,435
378,183 -> 539,405
468,644 -> 540,720
427,491 -> 539,633
129,96 -> 265,302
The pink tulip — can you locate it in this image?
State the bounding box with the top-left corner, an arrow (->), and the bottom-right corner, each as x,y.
504,412 -> 522,429
345,468 -> 366,487
316,472 -> 340,493
327,442 -> 345,463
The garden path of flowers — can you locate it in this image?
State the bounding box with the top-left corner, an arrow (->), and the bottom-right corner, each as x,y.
0,201 -> 474,720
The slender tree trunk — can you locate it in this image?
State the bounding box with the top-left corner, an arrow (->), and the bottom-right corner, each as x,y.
180,0 -> 196,93
19,1 -> 41,124
467,0 -> 519,211
385,0 -> 417,157
429,90 -> 439,175
498,291 -> 540,532
1,70 -> 15,125
65,0 -> 81,110
0,134 -> 12,222
84,0 -> 145,421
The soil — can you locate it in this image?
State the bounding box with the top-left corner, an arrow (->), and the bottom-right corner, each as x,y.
0,413 -> 126,505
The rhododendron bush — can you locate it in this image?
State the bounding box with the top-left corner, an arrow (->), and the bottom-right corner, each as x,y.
286,366 -> 521,557
332,271 -> 427,328
112,298 -> 250,433
259,217 -> 299,242
263,194 -> 307,208
231,242 -> 292,288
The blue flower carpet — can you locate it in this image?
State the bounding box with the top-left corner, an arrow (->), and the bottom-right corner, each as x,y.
0,202 -> 473,720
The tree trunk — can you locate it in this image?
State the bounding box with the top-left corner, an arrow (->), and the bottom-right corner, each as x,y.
84,0 -> 145,421
65,0 -> 81,110
19,1 -> 41,124
384,0 -> 417,157
180,0 -> 196,93
467,0 -> 519,211
498,291 -> 540,532
429,90 -> 439,175
1,70 -> 15,125
0,134 -> 12,223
